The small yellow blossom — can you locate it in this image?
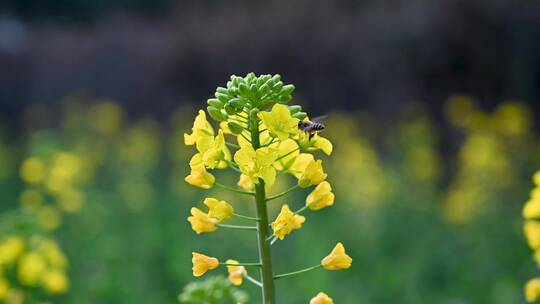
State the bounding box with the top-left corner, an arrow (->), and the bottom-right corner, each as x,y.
185,154 -> 215,189
5,288 -> 24,304
18,252 -> 47,286
524,199 -> 540,219
298,159 -> 327,188
258,104 -> 299,140
526,278 -> 540,302
310,292 -> 334,304
0,278 -> 8,300
220,121 -> 232,134
192,252 -> 219,277
532,188 -> 540,200
41,269 -> 69,294
234,146 -> 278,186
187,208 -> 218,234
298,133 -> 333,156
306,181 -> 335,210
201,130 -> 231,169
19,188 -> 44,211
534,171 -> 540,186
271,139 -> 300,171
237,174 -> 254,191
38,240 -> 68,270
203,198 -> 233,222
525,220 -> 540,250
321,242 -> 352,270
36,205 -> 62,231
0,236 -> 25,265
184,110 -> 215,147
271,205 -> 306,240
289,153 -> 315,178
20,157 -> 47,184
225,259 -> 246,286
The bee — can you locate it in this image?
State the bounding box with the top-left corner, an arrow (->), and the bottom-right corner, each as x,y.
298,116 -> 327,139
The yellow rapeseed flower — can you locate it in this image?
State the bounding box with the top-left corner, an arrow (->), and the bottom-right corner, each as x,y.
237,174 -> 254,191
298,133 -> 333,156
185,154 -> 215,189
271,139 -> 300,171
310,292 -> 334,304
192,252 -> 219,277
298,159 -> 327,188
0,278 -> 9,300
271,205 -> 305,240
524,199 -> 540,219
534,171 -> 540,186
19,188 -> 44,211
526,278 -> 540,302
201,130 -> 231,169
20,157 -> 47,184
36,205 -> 62,231
258,104 -> 299,140
184,110 -> 215,147
321,242 -> 352,270
203,198 -> 233,222
38,240 -> 68,270
289,153 -> 315,178
306,181 -> 335,210
187,208 -> 218,234
0,236 -> 24,265
234,146 -> 278,186
4,288 -> 24,304
17,252 -> 46,286
225,259 -> 246,286
41,269 -> 69,294
524,221 -> 540,250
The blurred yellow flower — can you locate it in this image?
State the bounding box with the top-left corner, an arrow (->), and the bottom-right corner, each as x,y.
234,146 -> 278,186
321,242 -> 352,270
38,240 -> 68,270
534,171 -> 540,187
310,292 -> 334,304
203,198 -> 233,222
191,252 -> 219,277
524,221 -> 540,250
298,159 -> 327,188
36,205 -> 62,231
184,110 -> 215,148
17,252 -> 46,286
0,278 -> 8,300
19,188 -> 43,211
258,104 -> 299,140
41,269 -> 69,294
0,236 -> 24,265
523,199 -> 540,219
20,157 -> 46,184
237,174 -> 254,191
525,278 -> 540,302
88,101 -> 123,135
4,288 -> 24,304
225,259 -> 246,286
271,204 -> 305,240
534,251 -> 540,268
306,181 -> 335,210
187,208 -> 218,234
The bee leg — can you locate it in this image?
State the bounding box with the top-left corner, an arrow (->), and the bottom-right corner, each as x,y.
309,132 -> 315,140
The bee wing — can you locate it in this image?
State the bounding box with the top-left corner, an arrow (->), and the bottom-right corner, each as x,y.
310,115 -> 328,123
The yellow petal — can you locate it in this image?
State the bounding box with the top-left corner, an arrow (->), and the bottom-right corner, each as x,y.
203,198 -> 234,222
306,181 -> 335,210
298,159 -> 327,188
187,208 -> 218,234
321,242 -> 352,270
524,199 -> 540,219
271,205 -> 306,240
185,165 -> 215,189
258,104 -> 299,140
525,220 -> 540,250
225,259 -> 246,286
310,292 -> 334,304
192,252 -> 219,277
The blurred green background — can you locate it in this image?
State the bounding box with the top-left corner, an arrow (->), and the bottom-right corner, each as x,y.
1,1 -> 540,303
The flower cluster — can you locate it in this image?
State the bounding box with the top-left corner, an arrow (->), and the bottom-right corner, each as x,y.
523,171 -> 540,302
183,73 -> 351,303
0,235 -> 69,302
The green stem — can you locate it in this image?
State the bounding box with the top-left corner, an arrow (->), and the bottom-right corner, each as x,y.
273,264 -> 322,280
266,185 -> 300,202
274,147 -> 300,162
251,117 -> 276,304
226,160 -> 242,173
215,182 -> 254,196
226,142 -> 240,149
245,273 -> 263,287
217,224 -> 257,230
219,262 -> 261,267
234,213 -> 260,221
295,205 -> 308,215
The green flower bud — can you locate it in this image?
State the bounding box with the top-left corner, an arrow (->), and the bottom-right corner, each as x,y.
278,94 -> 292,103
272,82 -> 283,93
216,87 -> 228,95
259,84 -> 270,96
207,98 -> 223,108
292,112 -> 307,120
280,84 -> 295,95
271,74 -> 281,83
215,92 -> 229,103
288,105 -> 302,114
238,83 -> 249,96
229,98 -> 243,110
224,104 -> 236,115
207,106 -> 227,121
227,122 -> 244,134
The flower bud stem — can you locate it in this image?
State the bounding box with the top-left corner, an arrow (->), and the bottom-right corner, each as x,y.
219,262 -> 262,267
217,224 -> 257,230
266,185 -> 300,202
234,213 -> 260,221
245,273 -> 263,287
215,182 -> 255,196
273,264 -> 322,280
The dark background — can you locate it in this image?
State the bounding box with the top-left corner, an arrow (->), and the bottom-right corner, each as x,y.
1,0 -> 540,121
